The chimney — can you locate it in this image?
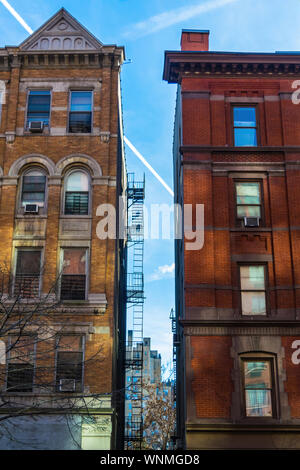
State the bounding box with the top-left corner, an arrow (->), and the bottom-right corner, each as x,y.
181,29 -> 210,51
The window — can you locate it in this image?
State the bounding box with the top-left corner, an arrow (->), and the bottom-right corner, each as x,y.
235,181 -> 261,219
26,90 -> 51,127
240,265 -> 266,315
21,169 -> 46,207
68,91 -> 92,133
7,336 -> 35,392
233,106 -> 257,146
64,170 -> 89,215
14,250 -> 41,298
56,335 -> 84,392
61,248 -> 87,300
242,359 -> 275,417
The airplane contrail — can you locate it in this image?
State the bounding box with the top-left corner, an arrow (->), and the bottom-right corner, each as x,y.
0,0 -> 33,34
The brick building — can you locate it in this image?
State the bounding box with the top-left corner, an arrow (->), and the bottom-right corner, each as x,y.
164,30 -> 300,449
0,9 -> 126,449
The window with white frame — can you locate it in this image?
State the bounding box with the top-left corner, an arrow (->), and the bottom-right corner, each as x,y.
64,170 -> 89,215
60,248 -> 87,301
240,265 -> 267,315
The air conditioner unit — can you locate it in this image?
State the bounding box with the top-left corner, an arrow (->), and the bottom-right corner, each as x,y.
59,378 -> 76,392
24,204 -> 39,214
244,216 -> 260,227
29,121 -> 44,132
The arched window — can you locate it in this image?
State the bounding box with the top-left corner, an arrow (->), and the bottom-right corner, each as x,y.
21,168 -> 46,208
64,170 -> 90,215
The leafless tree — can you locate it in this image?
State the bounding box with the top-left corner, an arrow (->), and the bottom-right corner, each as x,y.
142,381 -> 176,450
0,265 -> 112,449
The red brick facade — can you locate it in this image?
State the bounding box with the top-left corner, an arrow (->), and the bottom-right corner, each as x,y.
164,30 -> 300,449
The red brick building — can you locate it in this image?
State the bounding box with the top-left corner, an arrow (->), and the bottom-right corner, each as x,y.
164,30 -> 300,449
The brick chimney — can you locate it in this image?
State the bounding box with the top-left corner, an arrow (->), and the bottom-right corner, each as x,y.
180,29 -> 210,51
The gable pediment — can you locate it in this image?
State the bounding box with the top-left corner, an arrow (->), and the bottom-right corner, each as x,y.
20,8 -> 102,52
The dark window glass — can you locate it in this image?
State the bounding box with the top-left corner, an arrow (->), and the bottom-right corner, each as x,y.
233,107 -> 257,146
236,182 -> 261,218
240,265 -> 266,315
26,90 -> 51,126
61,249 -> 86,300
56,336 -> 83,392
68,91 -> 92,133
15,250 -> 41,298
243,360 -> 273,417
22,170 -> 46,205
7,337 -> 35,392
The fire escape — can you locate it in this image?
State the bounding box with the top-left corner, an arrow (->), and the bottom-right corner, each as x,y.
124,173 -> 145,450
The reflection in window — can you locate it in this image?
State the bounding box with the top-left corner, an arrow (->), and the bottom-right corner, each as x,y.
233,107 -> 257,146
61,248 -> 87,300
235,182 -> 261,218
68,91 -> 92,133
64,171 -> 89,215
243,360 -> 273,417
26,90 -> 51,127
21,169 -> 46,206
240,265 -> 266,315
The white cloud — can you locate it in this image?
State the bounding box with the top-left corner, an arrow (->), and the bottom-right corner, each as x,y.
124,0 -> 239,39
149,262 -> 175,281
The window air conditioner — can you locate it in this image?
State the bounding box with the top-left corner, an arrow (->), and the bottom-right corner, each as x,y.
59,378 -> 76,392
244,216 -> 260,228
29,121 -> 44,132
24,204 -> 39,214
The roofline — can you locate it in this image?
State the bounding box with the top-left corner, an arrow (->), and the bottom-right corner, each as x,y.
163,49 -> 300,82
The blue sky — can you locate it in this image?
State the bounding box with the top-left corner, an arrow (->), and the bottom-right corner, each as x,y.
2,0 -> 300,371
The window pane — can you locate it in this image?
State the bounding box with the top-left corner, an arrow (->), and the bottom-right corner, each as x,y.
240,266 -> 265,290
244,361 -> 272,387
234,107 -> 256,127
237,205 -> 261,218
63,249 -> 86,275
70,91 -> 92,111
236,182 -> 260,204
57,336 -> 82,351
27,90 -> 50,125
16,251 -> 41,275
241,291 -> 266,315
245,389 -> 272,417
66,172 -> 89,191
68,113 -> 91,133
234,128 -> 257,146
22,174 -> 46,204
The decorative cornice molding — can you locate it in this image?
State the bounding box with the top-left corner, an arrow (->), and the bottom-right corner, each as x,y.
164,50 -> 300,83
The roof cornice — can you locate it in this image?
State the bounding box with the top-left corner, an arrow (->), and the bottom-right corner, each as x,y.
163,50 -> 300,83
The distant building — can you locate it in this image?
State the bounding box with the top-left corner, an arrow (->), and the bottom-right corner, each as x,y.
164,29 -> 300,449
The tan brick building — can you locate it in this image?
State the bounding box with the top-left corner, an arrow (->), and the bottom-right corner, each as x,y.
0,8 -> 126,449
164,30 -> 300,449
